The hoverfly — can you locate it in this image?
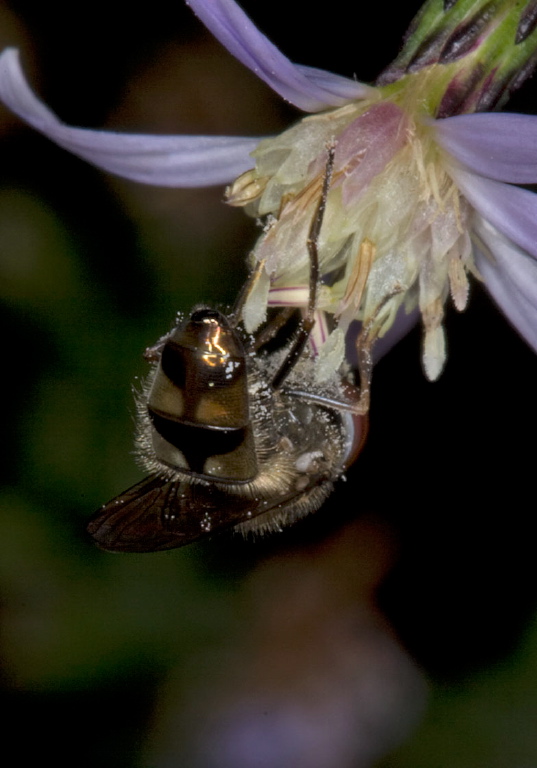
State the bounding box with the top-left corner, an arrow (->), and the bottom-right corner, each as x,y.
88,149 -> 369,552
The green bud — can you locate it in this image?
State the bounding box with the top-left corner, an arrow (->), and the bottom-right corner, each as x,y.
378,0 -> 537,116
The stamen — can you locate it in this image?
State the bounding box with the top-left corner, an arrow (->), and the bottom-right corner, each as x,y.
337,238 -> 375,319
448,249 -> 470,311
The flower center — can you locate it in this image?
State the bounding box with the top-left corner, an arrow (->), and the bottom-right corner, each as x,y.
228,92 -> 473,381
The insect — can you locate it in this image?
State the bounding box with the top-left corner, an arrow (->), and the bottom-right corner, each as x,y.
88,149 -> 369,552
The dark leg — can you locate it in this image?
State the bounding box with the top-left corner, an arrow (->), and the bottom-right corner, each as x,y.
271,144 -> 335,390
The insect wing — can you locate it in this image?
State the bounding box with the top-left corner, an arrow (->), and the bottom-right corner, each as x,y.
88,475 -> 264,552
87,476 -> 187,552
88,468 -> 334,552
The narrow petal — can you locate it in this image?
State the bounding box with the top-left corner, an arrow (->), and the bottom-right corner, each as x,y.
435,113 -> 537,184
0,48 -> 259,186
295,65 -> 375,102
373,307 -> 420,363
473,219 -> 537,352
448,165 -> 537,261
474,215 -> 537,310
185,0 -> 371,111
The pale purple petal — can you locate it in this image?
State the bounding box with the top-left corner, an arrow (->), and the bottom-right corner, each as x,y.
435,113 -> 537,184
0,48 -> 259,186
473,218 -> 537,351
185,0 -> 370,111
373,307 -> 420,362
475,216 -> 537,309
341,308 -> 420,369
448,165 -> 537,260
295,65 -> 375,102
477,252 -> 537,350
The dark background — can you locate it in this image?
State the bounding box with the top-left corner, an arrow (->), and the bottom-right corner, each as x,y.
1,1 -> 537,766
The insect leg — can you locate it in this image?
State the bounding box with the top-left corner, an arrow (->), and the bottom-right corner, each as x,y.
271,144 -> 335,390
350,287 -> 406,413
252,306 -> 296,351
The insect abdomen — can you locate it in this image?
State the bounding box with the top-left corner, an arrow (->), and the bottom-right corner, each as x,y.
146,309 -> 258,482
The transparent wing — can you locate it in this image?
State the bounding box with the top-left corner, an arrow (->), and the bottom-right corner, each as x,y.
87,470 -> 334,552
87,476 -> 190,552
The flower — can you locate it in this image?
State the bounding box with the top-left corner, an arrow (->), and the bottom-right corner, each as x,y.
1,0 -> 537,386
